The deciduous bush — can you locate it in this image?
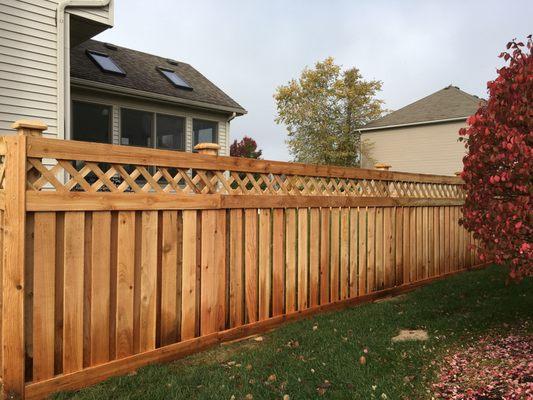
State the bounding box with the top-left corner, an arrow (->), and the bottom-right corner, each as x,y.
459,36 -> 532,280
460,35 -> 533,279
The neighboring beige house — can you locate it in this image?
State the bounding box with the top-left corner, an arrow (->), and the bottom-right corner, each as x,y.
360,85 -> 484,175
0,1 -> 245,155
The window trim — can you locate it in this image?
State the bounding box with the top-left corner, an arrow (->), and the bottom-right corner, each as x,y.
71,100 -> 113,144
86,50 -> 126,76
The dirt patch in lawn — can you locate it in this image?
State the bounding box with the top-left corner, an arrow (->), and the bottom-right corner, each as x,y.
392,329 -> 429,342
433,325 -> 533,399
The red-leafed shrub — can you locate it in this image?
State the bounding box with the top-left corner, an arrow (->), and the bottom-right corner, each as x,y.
459,36 -> 532,280
230,136 -> 263,159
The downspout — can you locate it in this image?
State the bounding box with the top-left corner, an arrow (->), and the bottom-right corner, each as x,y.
56,0 -> 111,140
226,112 -> 237,155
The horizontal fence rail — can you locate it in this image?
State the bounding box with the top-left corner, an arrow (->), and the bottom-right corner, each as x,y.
0,125 -> 482,400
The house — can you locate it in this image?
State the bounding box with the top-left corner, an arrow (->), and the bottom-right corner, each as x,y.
0,1 -> 245,155
359,85 -> 483,175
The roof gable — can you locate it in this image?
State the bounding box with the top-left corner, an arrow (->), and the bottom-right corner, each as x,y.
362,85 -> 484,130
70,40 -> 246,114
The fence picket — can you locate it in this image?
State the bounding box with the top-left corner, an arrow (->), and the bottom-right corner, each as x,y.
319,208 -> 330,304
62,212 -> 84,373
309,208 -> 320,307
259,209 -> 271,320
181,211 -> 197,340
115,211 -> 135,359
245,209 -> 259,322
349,208 -> 358,297
340,208 -> 349,299
89,212 -> 111,365
272,209 -> 285,316
285,209 -> 297,313
229,209 -> 244,326
358,207 -> 367,295
32,213 -> 56,380
297,208 -> 309,310
330,208 -> 340,301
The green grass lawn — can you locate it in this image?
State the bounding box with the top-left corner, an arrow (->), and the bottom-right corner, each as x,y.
54,265 -> 532,400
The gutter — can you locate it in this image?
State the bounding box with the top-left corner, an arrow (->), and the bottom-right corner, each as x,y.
57,0 -> 112,140
71,77 -> 248,116
358,116 -> 468,133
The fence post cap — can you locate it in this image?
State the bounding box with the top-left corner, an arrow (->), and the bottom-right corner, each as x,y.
11,120 -> 48,133
374,162 -> 391,171
194,142 -> 221,156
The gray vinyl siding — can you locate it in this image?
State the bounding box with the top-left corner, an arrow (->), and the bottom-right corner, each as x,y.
71,87 -> 231,155
0,0 -> 58,137
0,0 -> 113,138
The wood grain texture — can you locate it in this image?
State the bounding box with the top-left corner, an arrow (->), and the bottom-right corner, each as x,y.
349,208 -> 358,298
319,208 -> 330,304
115,211 -> 135,359
1,136 -> 27,397
329,208 -> 340,301
367,208 -> 376,292
309,208 -> 320,307
181,211 -> 197,340
90,212 -> 111,365
285,209 -> 297,313
200,210 -> 226,334
229,209 -> 244,326
160,211 -> 179,346
272,209 -> 285,316
32,212 -> 56,380
138,211 -> 158,352
244,209 -> 259,322
297,208 -> 309,310
358,208 -> 367,296
62,212 -> 85,373
340,208 -> 349,300
375,208 -> 384,290
258,209 -> 271,320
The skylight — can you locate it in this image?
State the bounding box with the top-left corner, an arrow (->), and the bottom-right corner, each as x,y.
157,67 -> 192,90
87,50 -> 125,75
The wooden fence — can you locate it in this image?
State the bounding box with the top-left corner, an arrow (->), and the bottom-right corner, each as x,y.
0,122 -> 482,399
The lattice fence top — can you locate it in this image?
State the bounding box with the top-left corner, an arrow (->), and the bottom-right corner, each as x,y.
25,157 -> 465,199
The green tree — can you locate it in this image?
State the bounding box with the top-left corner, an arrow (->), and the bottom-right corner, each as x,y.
274,57 -> 384,166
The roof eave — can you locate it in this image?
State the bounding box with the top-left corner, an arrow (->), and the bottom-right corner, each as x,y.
71,77 -> 247,116
359,116 -> 468,132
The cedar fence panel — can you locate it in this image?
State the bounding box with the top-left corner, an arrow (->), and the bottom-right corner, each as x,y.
0,124 -> 485,400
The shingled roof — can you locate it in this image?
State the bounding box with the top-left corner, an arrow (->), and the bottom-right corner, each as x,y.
71,40 -> 246,114
361,85 -> 484,130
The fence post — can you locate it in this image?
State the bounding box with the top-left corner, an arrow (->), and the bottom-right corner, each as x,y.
374,163 -> 391,171
2,120 -> 46,400
194,142 -> 221,156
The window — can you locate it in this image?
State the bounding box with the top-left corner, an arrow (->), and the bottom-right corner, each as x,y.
157,67 -> 192,90
120,109 -> 153,147
193,119 -> 218,149
156,114 -> 185,150
72,101 -> 111,143
87,50 -> 125,75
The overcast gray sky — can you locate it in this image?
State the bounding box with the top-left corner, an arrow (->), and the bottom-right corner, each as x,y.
96,0 -> 532,160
